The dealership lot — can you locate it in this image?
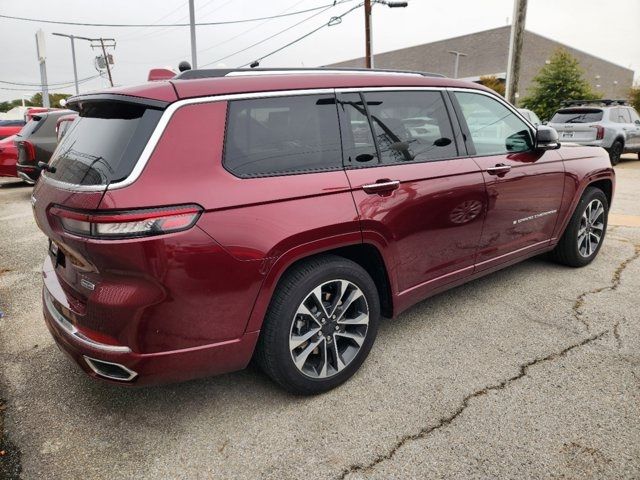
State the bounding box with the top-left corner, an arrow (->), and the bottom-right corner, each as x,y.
1,157 -> 639,479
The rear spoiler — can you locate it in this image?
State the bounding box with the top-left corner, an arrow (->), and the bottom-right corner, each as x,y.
561,99 -> 628,107
65,93 -> 170,113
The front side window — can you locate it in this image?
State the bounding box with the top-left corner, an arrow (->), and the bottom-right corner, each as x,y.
339,91 -> 457,166
629,108 -> 640,124
224,94 -> 341,177
455,91 -> 533,156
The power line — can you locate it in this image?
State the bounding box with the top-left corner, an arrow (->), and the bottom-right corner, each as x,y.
0,75 -> 101,87
201,0 -> 338,67
238,2 -> 363,68
0,3 -> 351,28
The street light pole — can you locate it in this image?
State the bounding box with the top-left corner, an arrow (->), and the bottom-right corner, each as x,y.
188,0 -> 198,68
448,50 -> 467,79
364,0 -> 408,69
53,33 -> 80,94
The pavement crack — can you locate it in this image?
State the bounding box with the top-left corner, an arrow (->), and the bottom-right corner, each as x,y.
613,320 -> 623,349
572,242 -> 640,332
337,331 -> 608,480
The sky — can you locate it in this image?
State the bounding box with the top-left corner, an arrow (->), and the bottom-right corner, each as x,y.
0,0 -> 638,102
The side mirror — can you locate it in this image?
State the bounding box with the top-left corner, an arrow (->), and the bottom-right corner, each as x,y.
535,125 -> 560,150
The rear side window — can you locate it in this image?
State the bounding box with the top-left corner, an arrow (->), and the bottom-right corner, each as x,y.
224,94 -> 341,177
550,109 -> 603,123
47,102 -> 162,186
357,91 -> 457,165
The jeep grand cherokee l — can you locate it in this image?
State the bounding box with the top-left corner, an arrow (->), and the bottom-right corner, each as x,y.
31,68 -> 615,395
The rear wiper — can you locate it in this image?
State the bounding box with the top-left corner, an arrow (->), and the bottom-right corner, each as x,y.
563,115 -> 586,123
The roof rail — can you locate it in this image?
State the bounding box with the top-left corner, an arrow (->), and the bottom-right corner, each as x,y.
561,99 -> 628,107
173,67 -> 446,80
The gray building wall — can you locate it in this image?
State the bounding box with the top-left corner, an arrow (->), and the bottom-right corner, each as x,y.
327,26 -> 634,100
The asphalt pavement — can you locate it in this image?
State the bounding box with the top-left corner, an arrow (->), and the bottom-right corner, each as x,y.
1,156 -> 639,480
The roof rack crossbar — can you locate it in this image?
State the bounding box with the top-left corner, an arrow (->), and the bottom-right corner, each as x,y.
173,67 -> 446,80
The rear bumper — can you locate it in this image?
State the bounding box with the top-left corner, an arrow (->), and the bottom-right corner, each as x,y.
42,283 -> 260,386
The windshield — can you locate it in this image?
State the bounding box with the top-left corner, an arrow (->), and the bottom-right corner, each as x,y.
550,109 -> 603,124
46,102 -> 163,186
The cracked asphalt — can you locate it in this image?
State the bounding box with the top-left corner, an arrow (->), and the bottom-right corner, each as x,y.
1,156 -> 640,480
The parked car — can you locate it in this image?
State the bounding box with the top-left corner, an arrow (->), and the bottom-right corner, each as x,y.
548,100 -> 640,165
55,113 -> 78,142
15,109 -> 74,184
517,108 -> 541,126
0,134 -> 18,178
31,68 -> 615,395
0,119 -> 26,140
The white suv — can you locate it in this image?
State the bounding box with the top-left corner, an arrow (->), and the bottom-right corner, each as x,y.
548,100 -> 640,165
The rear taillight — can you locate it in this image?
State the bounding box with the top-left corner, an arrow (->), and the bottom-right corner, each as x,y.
591,125 -> 605,140
50,204 -> 203,239
21,141 -> 36,161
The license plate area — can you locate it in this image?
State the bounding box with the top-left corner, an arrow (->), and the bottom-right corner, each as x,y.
562,132 -> 574,139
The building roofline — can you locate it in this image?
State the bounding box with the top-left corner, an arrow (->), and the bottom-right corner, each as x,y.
326,25 -> 634,75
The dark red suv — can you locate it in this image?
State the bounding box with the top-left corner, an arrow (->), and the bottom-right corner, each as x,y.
31,69 -> 614,394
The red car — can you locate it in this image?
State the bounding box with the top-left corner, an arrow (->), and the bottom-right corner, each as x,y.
31,68 -> 614,394
0,119 -> 26,140
0,134 -> 19,178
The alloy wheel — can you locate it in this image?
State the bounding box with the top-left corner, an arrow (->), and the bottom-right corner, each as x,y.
289,279 -> 369,379
577,199 -> 605,257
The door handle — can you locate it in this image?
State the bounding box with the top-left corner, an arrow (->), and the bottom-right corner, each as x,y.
486,164 -> 512,176
362,179 -> 400,195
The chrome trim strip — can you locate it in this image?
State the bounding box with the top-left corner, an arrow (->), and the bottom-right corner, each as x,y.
41,88 -> 335,192
44,289 -> 131,353
83,356 -> 138,382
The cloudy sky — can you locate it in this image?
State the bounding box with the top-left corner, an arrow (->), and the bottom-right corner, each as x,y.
0,0 -> 638,102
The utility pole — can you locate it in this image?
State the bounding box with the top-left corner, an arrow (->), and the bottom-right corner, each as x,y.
505,0 -> 528,104
189,0 -> 198,68
35,29 -> 50,108
99,38 -> 114,86
448,50 -> 467,79
53,33 -> 80,94
364,0 -> 373,68
364,0 -> 408,69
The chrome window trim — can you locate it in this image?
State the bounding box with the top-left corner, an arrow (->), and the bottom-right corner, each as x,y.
226,70 -> 424,77
41,88 -> 335,192
40,85 -> 531,192
44,289 -> 131,353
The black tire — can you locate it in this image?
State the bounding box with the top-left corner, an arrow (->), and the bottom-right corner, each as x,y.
607,140 -> 623,166
254,255 -> 380,395
552,187 -> 608,267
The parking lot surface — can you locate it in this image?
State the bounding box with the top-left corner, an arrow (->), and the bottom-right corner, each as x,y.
1,156 -> 639,479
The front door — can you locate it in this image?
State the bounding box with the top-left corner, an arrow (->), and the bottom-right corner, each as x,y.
338,89 -> 486,296
451,90 -> 565,270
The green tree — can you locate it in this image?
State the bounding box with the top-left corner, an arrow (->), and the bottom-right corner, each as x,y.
629,85 -> 640,113
521,49 -> 601,121
477,75 -> 505,96
29,92 -> 72,108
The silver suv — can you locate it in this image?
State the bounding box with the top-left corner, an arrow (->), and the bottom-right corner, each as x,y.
548,100 -> 640,165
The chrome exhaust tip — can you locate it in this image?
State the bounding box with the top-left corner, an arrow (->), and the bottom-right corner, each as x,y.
83,356 -> 138,382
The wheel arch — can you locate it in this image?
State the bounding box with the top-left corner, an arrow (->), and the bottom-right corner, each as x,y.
244,239 -> 395,333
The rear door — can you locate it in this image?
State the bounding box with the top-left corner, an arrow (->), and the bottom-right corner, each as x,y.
450,90 -> 565,270
339,88 -> 486,296
622,107 -> 640,149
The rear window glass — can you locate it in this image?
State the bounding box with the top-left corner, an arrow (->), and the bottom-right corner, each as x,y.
17,116 -> 45,137
224,94 -> 342,177
47,102 -> 162,186
550,109 -> 603,123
